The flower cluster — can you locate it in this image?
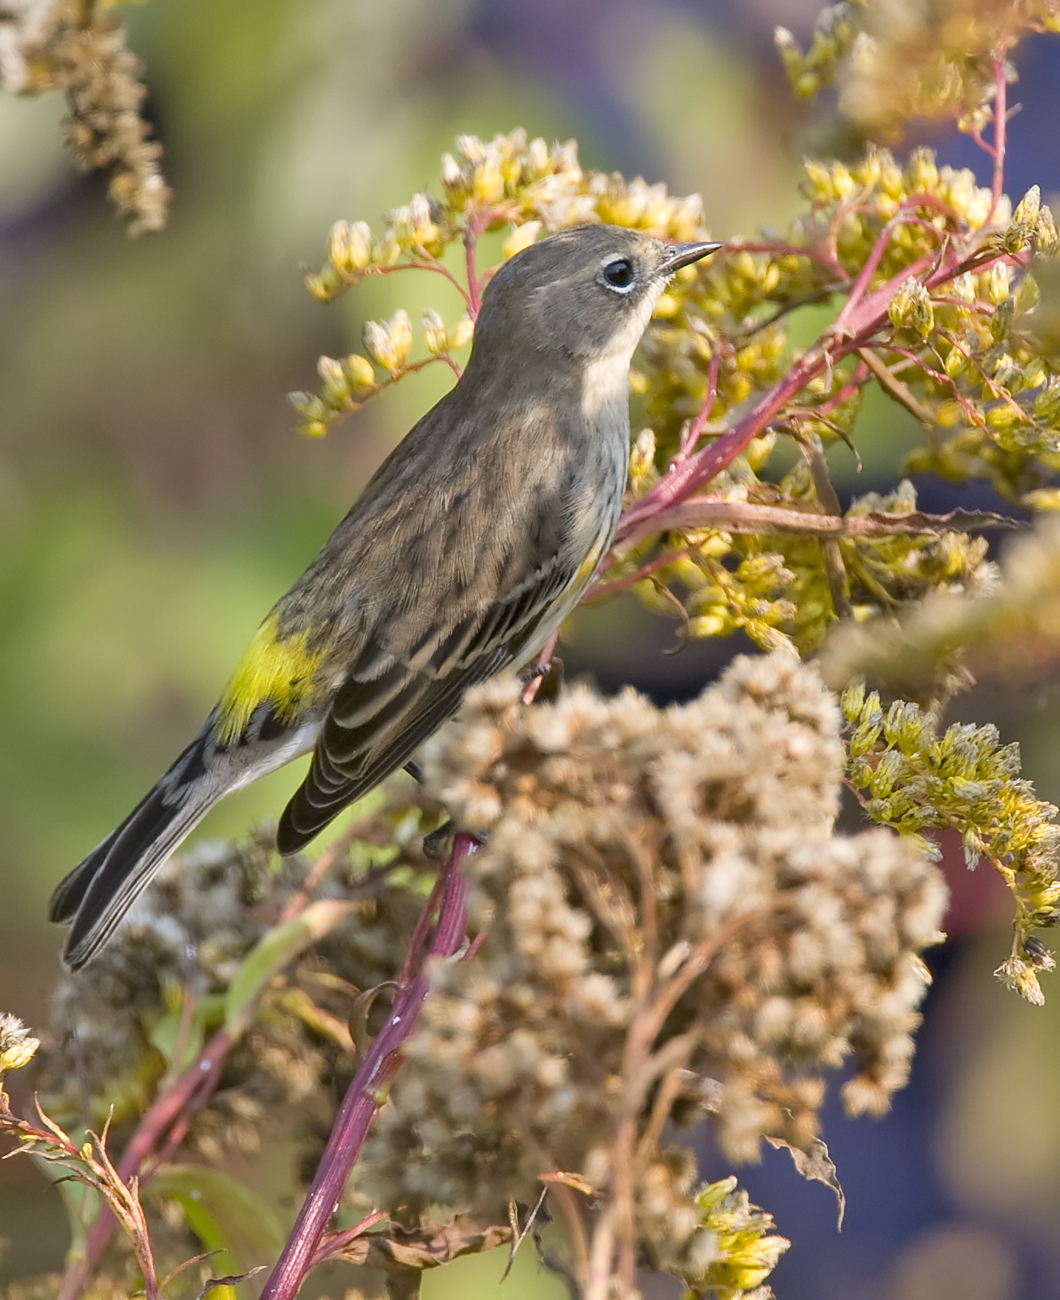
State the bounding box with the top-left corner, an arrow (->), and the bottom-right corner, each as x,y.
776,0 -> 1060,137
841,680 -> 1060,1002
0,0 -> 169,233
353,655 -> 944,1291
292,121 -> 1050,672
290,129 -> 708,438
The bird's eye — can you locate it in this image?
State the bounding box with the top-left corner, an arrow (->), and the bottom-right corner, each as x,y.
601,257 -> 635,292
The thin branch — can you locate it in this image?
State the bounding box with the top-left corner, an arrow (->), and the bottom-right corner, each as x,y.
857,345 -> 935,425
796,435 -> 853,622
615,498 -> 1016,553
279,821 -> 370,923
724,285 -> 847,345
674,345 -> 724,465
587,546 -> 693,604
309,1208 -> 389,1268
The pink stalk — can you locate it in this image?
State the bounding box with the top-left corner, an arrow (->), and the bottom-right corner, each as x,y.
986,57 -> 1008,225
309,1208 -> 390,1268
259,835 -> 476,1300
57,1027 -> 232,1300
464,213 -> 486,319
673,347 -> 723,465
615,340 -> 836,546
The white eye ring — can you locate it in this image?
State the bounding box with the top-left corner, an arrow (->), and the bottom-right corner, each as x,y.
599,255 -> 636,294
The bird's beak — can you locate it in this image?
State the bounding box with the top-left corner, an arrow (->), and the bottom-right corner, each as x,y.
660,240 -> 723,275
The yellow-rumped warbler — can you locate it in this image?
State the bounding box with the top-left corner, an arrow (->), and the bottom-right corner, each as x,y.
50,224 -> 720,968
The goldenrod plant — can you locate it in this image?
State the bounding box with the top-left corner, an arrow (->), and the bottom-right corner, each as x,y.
5,1 -> 1060,1298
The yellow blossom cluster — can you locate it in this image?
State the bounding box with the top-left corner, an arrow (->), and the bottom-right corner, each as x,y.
776,0 -> 1060,138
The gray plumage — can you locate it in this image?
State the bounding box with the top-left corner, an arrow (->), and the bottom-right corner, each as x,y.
51,223 -> 720,969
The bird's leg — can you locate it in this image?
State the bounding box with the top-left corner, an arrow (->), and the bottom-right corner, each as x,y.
521,632 -> 563,705
403,760 -> 425,784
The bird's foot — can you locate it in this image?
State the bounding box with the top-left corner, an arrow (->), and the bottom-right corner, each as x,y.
422,819 -> 489,862
520,654 -> 564,705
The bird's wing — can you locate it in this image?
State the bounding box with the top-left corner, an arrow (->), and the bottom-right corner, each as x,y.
275,550 -> 578,853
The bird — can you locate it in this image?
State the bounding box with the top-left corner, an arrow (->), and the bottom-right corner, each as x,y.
50,223 -> 721,969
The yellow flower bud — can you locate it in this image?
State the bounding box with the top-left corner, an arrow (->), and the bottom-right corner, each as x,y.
0,1034 -> 38,1073
288,391 -> 327,422
906,147 -> 939,194
473,157 -> 505,205
986,262 -> 1010,305
1034,386 -> 1060,424
1023,356 -> 1046,390
317,355 -> 350,406
525,136 -> 550,181
344,354 -> 376,394
372,238 -> 401,267
1016,273 -> 1040,313
1036,203 -> 1059,253
1023,487 -> 1060,511
629,428 -> 657,487
502,221 -> 542,259
937,399 -> 964,427
420,308 -> 448,355
803,160 -> 835,202
440,152 -> 465,195
449,315 -> 475,350
303,271 -> 332,301
986,401 -> 1024,429
328,220 -> 372,275
1014,185 -> 1041,228
888,277 -> 934,338
456,133 -> 486,164
364,309 -> 412,376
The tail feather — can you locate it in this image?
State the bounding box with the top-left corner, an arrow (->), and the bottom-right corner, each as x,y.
51,734 -> 224,971
53,717 -> 320,970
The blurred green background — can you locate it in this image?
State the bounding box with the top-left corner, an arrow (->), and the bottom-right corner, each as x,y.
3,2 -> 1060,1297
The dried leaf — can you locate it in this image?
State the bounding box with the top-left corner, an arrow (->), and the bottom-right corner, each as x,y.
765,1133 -> 846,1229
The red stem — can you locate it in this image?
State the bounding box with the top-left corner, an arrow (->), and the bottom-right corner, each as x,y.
989,57 -> 1008,225
832,200 -> 951,334
613,228 -> 991,555
464,214 -> 485,319
58,1028 -> 233,1300
674,347 -> 722,464
588,547 -> 694,603
309,1208 -> 389,1268
259,835 -> 476,1300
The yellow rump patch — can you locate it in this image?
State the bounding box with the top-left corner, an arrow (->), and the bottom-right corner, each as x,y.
216,613 -> 324,744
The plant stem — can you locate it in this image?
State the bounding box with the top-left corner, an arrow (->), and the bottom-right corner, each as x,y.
259,835 -> 476,1300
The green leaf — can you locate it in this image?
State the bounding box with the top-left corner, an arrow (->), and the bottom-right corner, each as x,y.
224,898 -> 356,1035
147,1163 -> 286,1289
149,993 -> 226,1075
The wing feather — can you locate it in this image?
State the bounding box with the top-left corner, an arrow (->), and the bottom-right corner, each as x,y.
276,547 -> 579,854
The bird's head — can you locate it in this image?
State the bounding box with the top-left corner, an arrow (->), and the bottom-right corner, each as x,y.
470,224 -> 721,375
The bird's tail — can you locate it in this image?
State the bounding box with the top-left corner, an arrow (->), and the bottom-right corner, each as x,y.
50,735 -> 223,970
